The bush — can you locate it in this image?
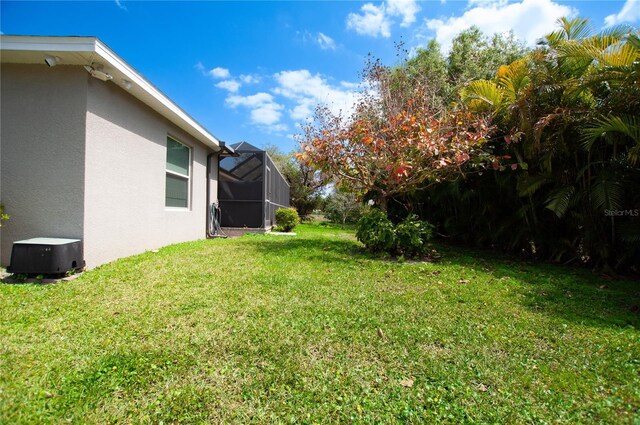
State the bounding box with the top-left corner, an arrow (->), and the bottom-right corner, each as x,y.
275,208 -> 300,232
356,209 -> 396,253
356,210 -> 433,257
0,203 -> 8,228
395,215 -> 433,257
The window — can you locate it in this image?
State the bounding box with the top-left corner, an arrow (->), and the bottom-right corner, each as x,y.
165,136 -> 191,208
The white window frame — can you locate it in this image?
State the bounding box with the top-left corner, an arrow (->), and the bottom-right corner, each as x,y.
165,135 -> 192,210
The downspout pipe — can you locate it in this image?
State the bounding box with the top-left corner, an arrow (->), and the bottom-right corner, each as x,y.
206,141 -> 225,238
207,142 -> 237,237
206,152 -> 215,238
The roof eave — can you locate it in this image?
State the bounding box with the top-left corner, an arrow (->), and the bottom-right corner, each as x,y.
0,35 -> 221,152
92,39 -> 221,151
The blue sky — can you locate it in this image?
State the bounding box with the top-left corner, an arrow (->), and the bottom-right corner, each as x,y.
1,0 -> 638,152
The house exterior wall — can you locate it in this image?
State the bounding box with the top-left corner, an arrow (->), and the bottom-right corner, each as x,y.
0,64 -> 87,266
83,76 -> 218,268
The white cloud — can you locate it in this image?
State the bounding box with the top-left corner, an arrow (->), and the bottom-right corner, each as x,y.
273,70 -> 360,119
264,123 -> 289,133
299,30 -> 339,50
347,3 -> 392,38
226,92 -> 285,128
604,0 -> 640,26
215,69 -> 360,132
290,98 -> 318,120
317,32 -> 337,50
346,0 -> 420,38
426,0 -> 575,51
466,0 -> 509,7
208,67 -> 231,79
215,80 -> 241,93
197,65 -> 248,92
250,105 -> 283,126
226,92 -> 274,109
387,0 -> 420,27
115,0 -> 127,10
340,81 -> 361,90
239,74 -> 260,84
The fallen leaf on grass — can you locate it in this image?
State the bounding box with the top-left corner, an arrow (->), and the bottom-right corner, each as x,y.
476,383 -> 489,392
377,328 -> 385,339
459,279 -> 470,284
400,377 -> 414,388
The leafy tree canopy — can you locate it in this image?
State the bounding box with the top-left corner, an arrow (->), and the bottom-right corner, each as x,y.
265,145 -> 324,218
299,56 -> 493,211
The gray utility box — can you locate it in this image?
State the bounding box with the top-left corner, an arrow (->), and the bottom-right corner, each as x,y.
8,238 -> 84,275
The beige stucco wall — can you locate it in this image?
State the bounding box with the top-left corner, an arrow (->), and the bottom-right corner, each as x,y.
83,76 -> 218,268
0,64 -> 87,266
1,63 -> 219,269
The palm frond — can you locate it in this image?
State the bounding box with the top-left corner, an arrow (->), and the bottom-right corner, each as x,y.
516,174 -> 553,197
460,80 -> 504,113
626,33 -> 640,51
563,17 -> 594,40
597,42 -> 638,68
581,115 -> 640,151
497,58 -> 532,102
546,185 -> 576,218
591,177 -> 624,212
557,35 -> 638,69
627,143 -> 640,166
599,24 -> 637,40
544,17 -> 593,46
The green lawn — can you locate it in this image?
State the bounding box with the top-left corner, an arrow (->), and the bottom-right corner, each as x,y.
1,224 -> 639,424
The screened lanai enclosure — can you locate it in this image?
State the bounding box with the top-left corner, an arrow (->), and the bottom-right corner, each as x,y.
218,142 -> 290,229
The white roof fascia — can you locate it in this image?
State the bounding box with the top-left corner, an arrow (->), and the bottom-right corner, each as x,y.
0,35 -> 97,52
0,36 -> 221,151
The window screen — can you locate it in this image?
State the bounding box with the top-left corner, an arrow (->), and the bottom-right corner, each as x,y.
165,137 -> 190,208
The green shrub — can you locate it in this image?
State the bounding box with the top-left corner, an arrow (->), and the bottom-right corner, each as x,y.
356,210 -> 434,257
0,203 -> 8,228
395,215 -> 433,257
356,209 -> 396,253
275,208 -> 300,232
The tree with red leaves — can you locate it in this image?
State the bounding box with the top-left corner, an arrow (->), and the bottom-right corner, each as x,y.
298,59 -> 493,211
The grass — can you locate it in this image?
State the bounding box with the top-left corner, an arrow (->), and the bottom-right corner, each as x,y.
1,223 -> 639,424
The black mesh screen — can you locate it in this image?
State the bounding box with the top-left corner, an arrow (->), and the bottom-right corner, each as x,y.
218,143 -> 290,228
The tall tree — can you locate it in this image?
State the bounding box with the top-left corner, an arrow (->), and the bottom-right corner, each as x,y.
299,59 -> 492,211
402,40 -> 451,110
324,190 -> 368,224
400,27 -> 527,108
265,145 -> 324,218
448,27 -> 527,85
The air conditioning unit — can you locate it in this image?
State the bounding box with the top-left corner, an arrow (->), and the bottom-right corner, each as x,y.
7,238 -> 84,275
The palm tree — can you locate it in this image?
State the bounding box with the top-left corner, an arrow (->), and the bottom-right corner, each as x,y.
455,17 -> 640,271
